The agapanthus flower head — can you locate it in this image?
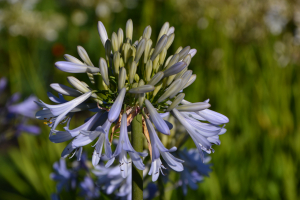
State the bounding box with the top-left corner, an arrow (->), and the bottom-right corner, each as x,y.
0,77 -> 40,141
36,19 -> 228,181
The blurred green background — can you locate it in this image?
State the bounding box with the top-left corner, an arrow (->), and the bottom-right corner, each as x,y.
0,0 -> 299,199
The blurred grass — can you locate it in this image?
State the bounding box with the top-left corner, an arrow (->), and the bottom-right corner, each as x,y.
0,0 -> 299,199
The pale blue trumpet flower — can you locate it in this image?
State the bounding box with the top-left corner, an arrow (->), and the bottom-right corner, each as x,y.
106,113 -> 148,177
38,91 -> 94,133
49,111 -> 104,143
145,118 -> 184,181
93,163 -> 132,200
145,99 -> 170,135
181,99 -> 229,125
171,107 -> 227,160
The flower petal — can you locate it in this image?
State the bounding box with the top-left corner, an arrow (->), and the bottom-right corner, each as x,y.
145,99 -> 170,135
50,83 -> 82,97
55,61 -> 100,73
65,111 -> 103,137
108,88 -> 126,122
50,131 -> 73,143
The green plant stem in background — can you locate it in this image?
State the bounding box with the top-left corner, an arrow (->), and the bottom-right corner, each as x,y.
131,113 -> 144,200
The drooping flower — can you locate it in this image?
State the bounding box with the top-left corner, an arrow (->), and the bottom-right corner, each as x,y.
0,77 -> 40,139
93,163 -> 132,200
38,91 -> 94,133
106,113 -> 148,177
145,117 -> 184,181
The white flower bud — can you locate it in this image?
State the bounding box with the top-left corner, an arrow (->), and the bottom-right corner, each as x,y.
157,22 -> 169,43
167,26 -> 175,35
50,83 -> 82,97
112,32 -> 119,53
138,79 -> 145,107
99,58 -> 110,86
165,33 -> 175,50
113,52 -> 120,75
98,21 -> 108,47
129,85 -> 155,94
118,28 -> 124,49
178,46 -> 190,60
64,54 -> 84,64
151,35 -> 168,61
105,39 -> 112,60
144,39 -> 153,63
169,70 -> 192,98
183,54 -> 192,66
167,93 -> 185,111
176,102 -> 211,112
183,74 -> 196,89
165,54 -> 179,69
148,72 -> 164,86
145,60 -> 153,82
126,19 -> 133,41
189,49 -> 197,57
129,61 -> 137,84
157,79 -> 182,103
67,76 -> 89,93
55,61 -> 100,73
118,67 -> 126,92
143,25 -> 152,39
163,62 -> 187,77
77,46 -> 94,66
135,38 -> 146,63
159,48 -> 167,65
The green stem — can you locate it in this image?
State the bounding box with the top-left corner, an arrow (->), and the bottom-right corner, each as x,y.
158,177 -> 165,200
131,113 -> 144,200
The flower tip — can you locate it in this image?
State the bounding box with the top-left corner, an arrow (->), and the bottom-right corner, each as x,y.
54,61 -> 63,68
128,85 -> 155,94
98,21 -> 108,47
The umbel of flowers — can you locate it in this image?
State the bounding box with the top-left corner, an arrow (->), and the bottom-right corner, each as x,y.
36,19 -> 228,191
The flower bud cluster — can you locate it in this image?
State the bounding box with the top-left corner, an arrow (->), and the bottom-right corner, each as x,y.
36,19 -> 229,181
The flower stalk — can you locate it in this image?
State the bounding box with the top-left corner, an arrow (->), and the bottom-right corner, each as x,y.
131,113 -> 144,200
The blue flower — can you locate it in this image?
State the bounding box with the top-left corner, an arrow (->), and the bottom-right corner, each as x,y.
145,99 -> 170,135
145,118 -> 184,181
93,163 -> 132,200
106,113 -> 148,177
38,91 -> 94,132
171,104 -> 227,160
177,148 -> 212,195
79,176 -> 100,200
36,19 -> 229,183
50,158 -> 76,193
0,77 -> 40,138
